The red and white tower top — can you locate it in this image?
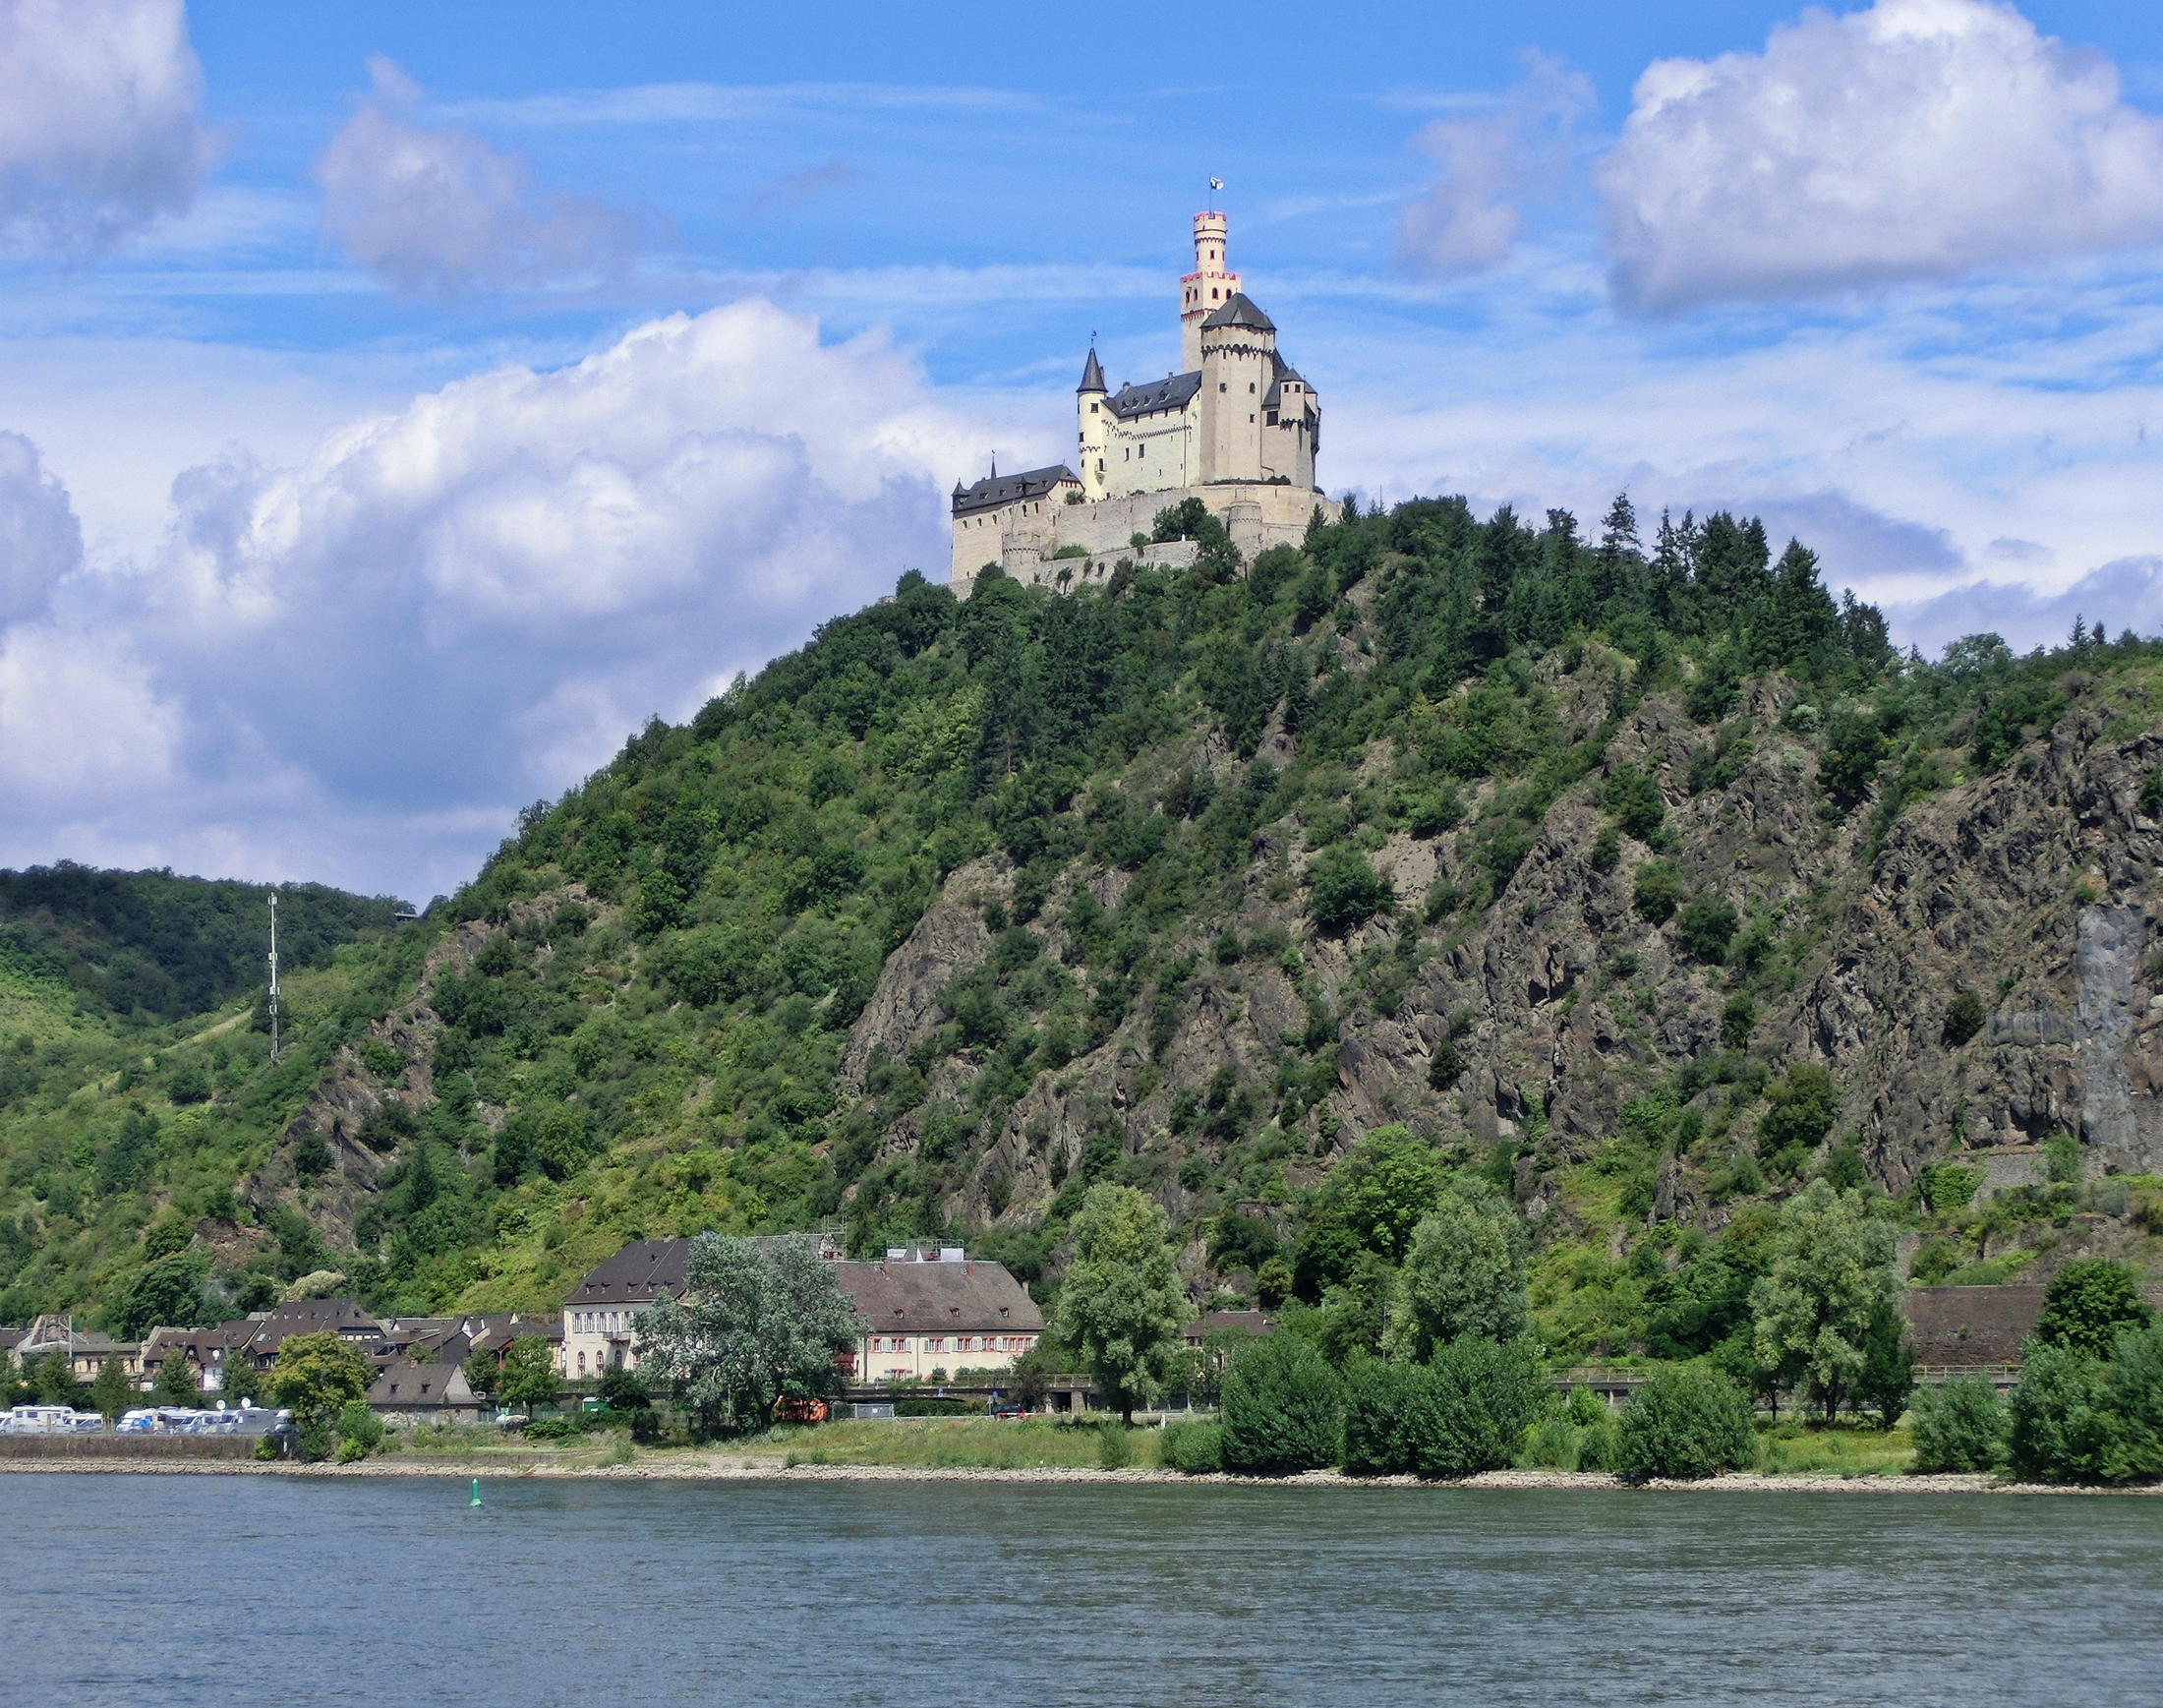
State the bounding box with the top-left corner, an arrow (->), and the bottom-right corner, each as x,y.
1180,209 -> 1241,372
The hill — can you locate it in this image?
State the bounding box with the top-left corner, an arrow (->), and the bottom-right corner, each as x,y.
5,494 -> 2161,1369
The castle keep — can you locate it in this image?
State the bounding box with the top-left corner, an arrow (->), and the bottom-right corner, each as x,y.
950,210 -> 1338,590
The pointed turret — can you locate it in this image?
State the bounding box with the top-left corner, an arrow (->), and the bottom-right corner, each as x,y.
1078,346 -> 1106,394
1076,343 -> 1110,500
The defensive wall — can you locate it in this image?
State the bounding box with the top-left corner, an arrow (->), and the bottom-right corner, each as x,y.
952,481 -> 1337,590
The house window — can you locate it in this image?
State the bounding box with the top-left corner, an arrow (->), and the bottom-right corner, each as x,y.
1249,383 -> 1256,393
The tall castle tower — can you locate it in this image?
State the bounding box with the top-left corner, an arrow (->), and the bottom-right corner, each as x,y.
1180,211 -> 1240,372
1076,343 -> 1108,499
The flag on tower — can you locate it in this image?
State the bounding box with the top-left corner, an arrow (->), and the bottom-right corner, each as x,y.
1209,177 -> 1224,190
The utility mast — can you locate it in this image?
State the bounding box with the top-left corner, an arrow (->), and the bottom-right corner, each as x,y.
266,893 -> 280,1063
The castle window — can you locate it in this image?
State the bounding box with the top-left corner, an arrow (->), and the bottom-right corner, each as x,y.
1219,383 -> 1226,393
1249,383 -> 1256,393
1267,411 -> 1278,426
1211,288 -> 1218,299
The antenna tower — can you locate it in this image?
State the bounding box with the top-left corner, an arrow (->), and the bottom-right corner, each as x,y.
266,893 -> 280,1063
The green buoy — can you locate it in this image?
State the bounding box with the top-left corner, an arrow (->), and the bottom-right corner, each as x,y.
471,1478 -> 482,1507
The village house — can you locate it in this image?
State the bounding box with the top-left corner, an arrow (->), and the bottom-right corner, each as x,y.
15,1316 -> 140,1384
365,1361 -> 486,1425
562,1237 -> 1040,1384
232,1298 -> 382,1371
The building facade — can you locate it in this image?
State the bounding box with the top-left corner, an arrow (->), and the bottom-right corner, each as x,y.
561,1237 -> 1041,1384
949,208 -> 1335,588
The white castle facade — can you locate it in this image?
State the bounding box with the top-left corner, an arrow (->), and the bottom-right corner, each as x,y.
950,210 -> 1338,591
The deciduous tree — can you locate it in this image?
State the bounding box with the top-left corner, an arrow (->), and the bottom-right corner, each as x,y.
1749,1180 -> 1898,1423
1053,1183 -> 1189,1426
1380,1181 -> 1529,1361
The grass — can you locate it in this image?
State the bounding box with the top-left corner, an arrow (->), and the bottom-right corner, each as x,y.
1754,1421 -> 1915,1476
749,1417 -> 1160,1471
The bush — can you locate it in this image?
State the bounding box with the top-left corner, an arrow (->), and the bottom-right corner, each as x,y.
1614,1366 -> 1757,1481
1398,1337 -> 1546,1479
1220,1333 -> 1344,1474
335,1398 -> 384,1456
1674,896 -> 1739,964
2008,1339 -> 2116,1483
1096,1421 -> 1135,1469
1942,991 -> 1984,1047
1308,851 -> 1394,934
1161,1419 -> 1223,1473
893,1397 -> 983,1417
1631,859 -> 1679,925
1909,1376 -> 2008,1472
1339,1359 -> 1420,1477
629,1408 -> 664,1443
1521,1412 -> 1579,1470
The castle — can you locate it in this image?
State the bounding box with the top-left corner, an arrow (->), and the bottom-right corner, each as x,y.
949,209 -> 1338,591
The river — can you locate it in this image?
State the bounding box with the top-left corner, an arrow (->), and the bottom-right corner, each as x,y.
6,1474 -> 2159,1704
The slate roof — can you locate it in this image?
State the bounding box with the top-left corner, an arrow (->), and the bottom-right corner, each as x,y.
366,1362 -> 480,1410
1106,372 -> 1202,421
1261,349 -> 1310,411
1078,347 -> 1105,392
1183,1309 -> 1275,1345
951,464 -> 1081,519
238,1298 -> 380,1362
567,1238 -> 692,1307
1199,292 -> 1274,332
833,1259 -> 1042,1336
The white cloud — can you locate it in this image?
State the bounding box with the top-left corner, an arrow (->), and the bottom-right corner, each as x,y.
1887,555 -> 2163,654
0,0 -> 216,255
0,299 -> 1036,898
0,430 -> 80,623
1597,0 -> 2163,312
1397,57 -> 1591,276
315,57 -> 635,298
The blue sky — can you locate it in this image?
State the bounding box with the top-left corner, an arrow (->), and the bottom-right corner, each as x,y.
0,0 -> 2159,901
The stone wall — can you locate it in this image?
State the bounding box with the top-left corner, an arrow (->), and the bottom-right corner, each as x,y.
951,482 -> 1337,592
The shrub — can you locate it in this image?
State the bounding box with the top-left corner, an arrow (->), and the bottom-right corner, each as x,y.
628,1408 -> 664,1444
334,1398 -> 383,1457
1614,1366 -> 1757,1481
1220,1332 -> 1344,1474
1161,1419 -> 1223,1474
1096,1421 -> 1135,1469
1942,991 -> 1984,1047
1632,859 -> 1679,925
2008,1339 -> 2116,1483
1759,1064 -> 1838,1155
1308,851 -> 1394,934
1339,1358 -> 1420,1477
1910,1376 -> 2008,1472
893,1397 -> 982,1417
1674,895 -> 1739,964
1522,1412 -> 1579,1470
1602,763 -> 1666,840
1397,1337 -> 1546,1479
1427,1038 -> 1462,1092
1576,1419 -> 1618,1472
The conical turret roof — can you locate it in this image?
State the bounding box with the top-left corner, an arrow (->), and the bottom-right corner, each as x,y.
1078,346 -> 1106,392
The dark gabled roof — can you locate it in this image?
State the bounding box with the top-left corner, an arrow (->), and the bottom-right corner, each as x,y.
1199,292 -> 1274,332
1106,371 -> 1202,421
833,1259 -> 1043,1335
951,464 -> 1080,520
1184,1309 -> 1275,1343
241,1299 -> 380,1354
568,1238 -> 691,1306
365,1363 -> 477,1407
1078,346 -> 1105,392
1261,348 -> 1311,411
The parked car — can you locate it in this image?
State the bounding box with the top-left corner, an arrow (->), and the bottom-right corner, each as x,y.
990,1403 -> 1025,1419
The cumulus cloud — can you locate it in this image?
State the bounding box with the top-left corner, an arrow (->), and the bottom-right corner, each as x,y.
0,0 -> 216,254
0,431 -> 81,623
0,300 -> 1020,897
1398,57 -> 1591,275
1887,555 -> 2163,656
1597,0 -> 2163,313
316,56 -> 635,298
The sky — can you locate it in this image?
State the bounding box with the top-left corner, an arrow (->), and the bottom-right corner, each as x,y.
0,0 -> 2159,904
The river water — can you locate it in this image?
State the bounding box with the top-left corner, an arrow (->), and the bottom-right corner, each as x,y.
5,1474 -> 2159,1705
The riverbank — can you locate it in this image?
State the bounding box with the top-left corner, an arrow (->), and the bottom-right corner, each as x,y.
6,1449 -> 2158,1495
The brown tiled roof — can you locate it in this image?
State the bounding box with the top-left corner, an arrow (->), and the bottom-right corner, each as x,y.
833,1260 -> 1041,1336
1899,1285 -> 2043,1365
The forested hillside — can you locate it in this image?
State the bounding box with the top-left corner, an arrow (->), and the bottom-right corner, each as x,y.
6,494 -> 2163,1379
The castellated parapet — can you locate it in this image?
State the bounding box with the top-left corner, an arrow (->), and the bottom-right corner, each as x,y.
950,208 -> 1337,592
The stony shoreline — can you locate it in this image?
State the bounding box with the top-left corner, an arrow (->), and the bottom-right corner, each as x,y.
4,1455 -> 2156,1495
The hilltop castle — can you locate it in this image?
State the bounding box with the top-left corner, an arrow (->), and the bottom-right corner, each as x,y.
950,209 -> 1337,591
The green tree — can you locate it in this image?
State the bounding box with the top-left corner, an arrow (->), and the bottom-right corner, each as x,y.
1673,895 -> 1739,964
149,1350 -> 199,1408
216,1350 -> 261,1406
1942,991 -> 1984,1047
462,1346 -> 500,1404
1854,1298 -> 1915,1429
2036,1260 -> 2154,1360
1339,1358 -> 1421,1476
1749,1180 -> 1898,1422
1380,1182 -> 1530,1361
1324,1124 -> 1443,1262
1396,1336 -> 1545,1479
496,1335 -> 558,1414
1759,1063 -> 1839,1160
1910,1376 -> 2008,1472
268,1331 -> 375,1460
1632,859 -> 1679,924
2007,1339 -> 2115,1484
1220,1332 -> 1343,1474
1615,1366 -> 1757,1481
90,1354 -> 136,1420
1053,1183 -> 1189,1426
1602,763 -> 1666,839
334,1397 -> 384,1461
633,1233 -> 861,1439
